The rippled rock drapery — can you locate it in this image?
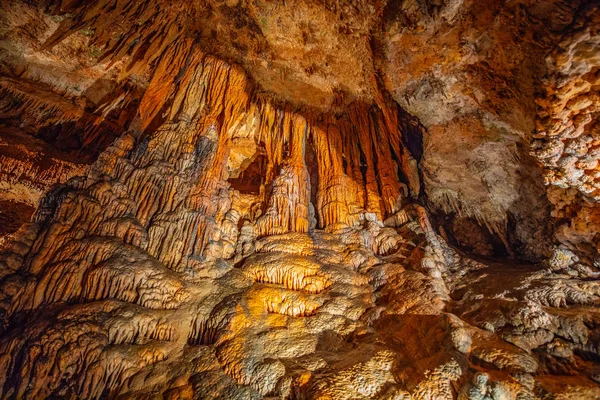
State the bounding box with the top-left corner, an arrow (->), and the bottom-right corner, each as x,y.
1,0 -> 600,399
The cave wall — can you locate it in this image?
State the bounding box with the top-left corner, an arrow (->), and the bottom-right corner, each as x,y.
1,52 -> 599,397
0,0 -> 600,399
380,0 -> 586,259
1,0 -> 599,259
533,3 -> 600,257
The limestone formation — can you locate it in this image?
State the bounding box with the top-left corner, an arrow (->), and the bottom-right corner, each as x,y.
532,3 -> 600,257
0,0 -> 600,399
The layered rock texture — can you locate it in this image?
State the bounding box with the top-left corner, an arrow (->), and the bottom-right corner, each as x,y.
1,0 -> 600,399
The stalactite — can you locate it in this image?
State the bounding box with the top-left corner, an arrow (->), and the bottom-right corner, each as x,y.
0,78 -> 130,159
350,105 -> 385,219
255,112 -> 312,236
373,78 -> 421,199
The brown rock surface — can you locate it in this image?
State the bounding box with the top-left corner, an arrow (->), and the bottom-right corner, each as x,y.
0,0 -> 599,399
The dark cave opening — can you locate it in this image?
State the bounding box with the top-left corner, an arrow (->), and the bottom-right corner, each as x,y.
228,152 -> 268,195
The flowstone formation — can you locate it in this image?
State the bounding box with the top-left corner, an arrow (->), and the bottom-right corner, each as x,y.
1,0 -> 600,399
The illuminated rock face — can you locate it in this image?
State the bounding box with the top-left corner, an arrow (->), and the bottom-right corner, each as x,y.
532,3 -> 600,255
1,0 -> 600,399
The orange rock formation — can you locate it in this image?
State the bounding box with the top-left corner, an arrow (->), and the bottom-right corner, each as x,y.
1,0 -> 600,399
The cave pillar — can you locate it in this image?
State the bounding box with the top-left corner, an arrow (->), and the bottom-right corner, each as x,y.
255,112 -> 311,236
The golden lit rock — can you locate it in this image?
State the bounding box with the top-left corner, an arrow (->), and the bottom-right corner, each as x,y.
0,0 -> 600,399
